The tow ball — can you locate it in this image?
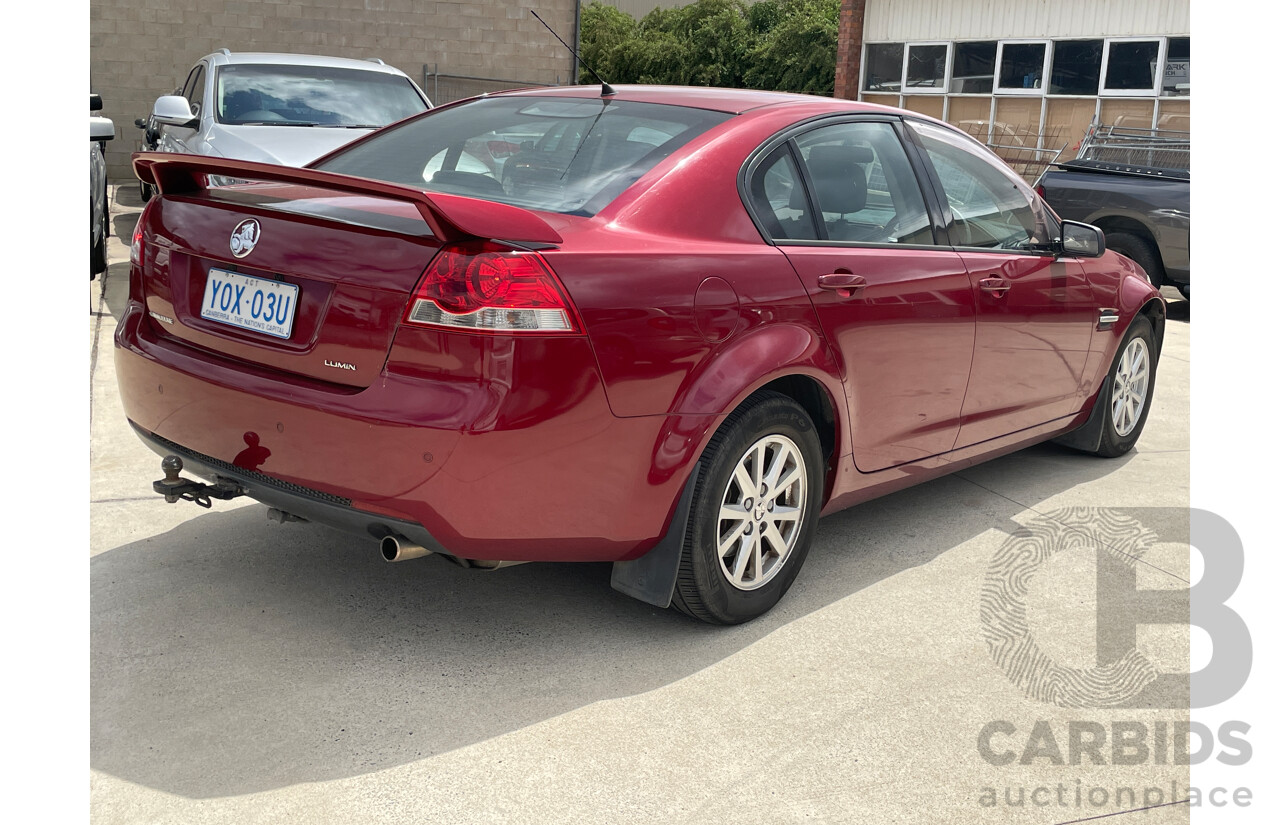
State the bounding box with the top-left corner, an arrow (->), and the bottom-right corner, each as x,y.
153,455 -> 245,508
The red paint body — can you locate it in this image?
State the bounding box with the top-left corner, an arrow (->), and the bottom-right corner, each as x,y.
117,86 -> 1162,563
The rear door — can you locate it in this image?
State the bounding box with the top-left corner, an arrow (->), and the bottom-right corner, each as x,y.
746,117 -> 977,472
904,119 -> 1097,447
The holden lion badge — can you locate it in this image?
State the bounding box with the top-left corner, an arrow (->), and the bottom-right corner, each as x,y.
230,219 -> 260,258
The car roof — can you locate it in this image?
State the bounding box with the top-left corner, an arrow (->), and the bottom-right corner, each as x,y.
492,84 -> 885,115
202,51 -> 411,77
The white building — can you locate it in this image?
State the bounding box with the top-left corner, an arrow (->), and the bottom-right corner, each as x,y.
842,0 -> 1190,151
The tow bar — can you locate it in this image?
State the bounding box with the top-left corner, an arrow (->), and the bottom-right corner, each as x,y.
153,455 -> 245,508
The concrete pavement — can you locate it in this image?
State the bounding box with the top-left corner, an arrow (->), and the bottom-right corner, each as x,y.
91,182 -> 1193,824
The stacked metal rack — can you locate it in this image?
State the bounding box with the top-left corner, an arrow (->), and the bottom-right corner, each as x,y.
1071,121 -> 1190,179
955,121 -> 1069,184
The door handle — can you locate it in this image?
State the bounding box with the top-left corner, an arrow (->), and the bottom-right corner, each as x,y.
979,276 -> 1011,296
817,273 -> 867,298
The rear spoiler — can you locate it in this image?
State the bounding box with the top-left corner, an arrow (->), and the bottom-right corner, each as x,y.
132,152 -> 563,245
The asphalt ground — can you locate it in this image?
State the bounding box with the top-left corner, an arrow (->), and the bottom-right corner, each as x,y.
91,181 -> 1193,824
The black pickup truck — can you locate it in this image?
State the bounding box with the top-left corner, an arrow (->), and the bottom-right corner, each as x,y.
1037,123 -> 1189,298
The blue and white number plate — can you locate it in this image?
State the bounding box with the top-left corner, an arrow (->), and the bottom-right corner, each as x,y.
201,268 -> 298,339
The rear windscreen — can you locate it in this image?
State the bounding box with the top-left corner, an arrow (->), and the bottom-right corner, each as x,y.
315,97 -> 733,217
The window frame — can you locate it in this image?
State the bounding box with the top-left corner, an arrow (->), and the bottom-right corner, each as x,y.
181,62 -> 208,119
904,41 -> 952,95
861,42 -> 907,94
1046,38 -> 1105,97
993,40 -> 1052,96
949,40 -> 999,96
737,114 -> 950,251
901,117 -> 1061,256
1160,36 -> 1191,97
1099,37 -> 1167,97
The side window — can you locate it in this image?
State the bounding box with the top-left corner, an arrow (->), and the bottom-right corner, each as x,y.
182,65 -> 206,116
179,66 -> 199,99
908,120 -> 1053,250
747,145 -> 817,241
792,121 -> 934,245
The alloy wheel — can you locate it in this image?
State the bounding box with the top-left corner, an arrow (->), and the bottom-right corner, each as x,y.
1111,338 -> 1150,437
716,434 -> 807,590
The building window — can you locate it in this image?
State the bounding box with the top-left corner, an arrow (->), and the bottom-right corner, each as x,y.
1102,39 -> 1163,95
863,43 -> 904,92
906,43 -> 948,92
950,41 -> 996,93
1162,37 -> 1190,96
996,41 -> 1049,94
1049,40 -> 1103,95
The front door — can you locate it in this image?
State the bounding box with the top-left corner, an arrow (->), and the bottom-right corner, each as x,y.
904,119 -> 1096,447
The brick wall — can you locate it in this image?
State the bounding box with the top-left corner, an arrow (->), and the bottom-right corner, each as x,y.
833,0 -> 865,100
90,0 -> 578,180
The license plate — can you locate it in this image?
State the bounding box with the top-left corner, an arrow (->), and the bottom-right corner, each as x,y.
201,269 -> 299,339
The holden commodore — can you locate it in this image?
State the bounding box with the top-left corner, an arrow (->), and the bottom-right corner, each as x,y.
120,85 -> 1162,624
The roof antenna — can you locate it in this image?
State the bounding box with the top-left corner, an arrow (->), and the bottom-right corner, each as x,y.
530,10 -> 616,97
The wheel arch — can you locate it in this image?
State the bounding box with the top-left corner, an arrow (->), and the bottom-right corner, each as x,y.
1092,215 -> 1166,279
647,323 -> 846,508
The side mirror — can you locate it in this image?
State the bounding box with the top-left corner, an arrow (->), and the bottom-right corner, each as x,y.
152,95 -> 198,128
90,116 -> 116,142
90,93 -> 103,112
1060,220 -> 1105,258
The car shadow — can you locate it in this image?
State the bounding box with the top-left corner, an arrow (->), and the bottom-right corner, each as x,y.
91,443 -> 1132,799
93,261 -> 131,325
110,210 -> 139,248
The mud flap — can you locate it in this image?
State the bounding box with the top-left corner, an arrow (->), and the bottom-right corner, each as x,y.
610,463 -> 700,608
1053,392 -> 1106,453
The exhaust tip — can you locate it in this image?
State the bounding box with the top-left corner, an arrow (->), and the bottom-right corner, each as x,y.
380,535 -> 430,562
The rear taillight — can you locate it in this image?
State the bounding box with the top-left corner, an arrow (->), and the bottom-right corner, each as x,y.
130,201 -> 153,265
1034,184 -> 1046,199
193,172 -> 245,188
404,241 -> 578,333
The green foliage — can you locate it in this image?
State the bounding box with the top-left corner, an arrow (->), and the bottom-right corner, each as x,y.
578,0 -> 838,96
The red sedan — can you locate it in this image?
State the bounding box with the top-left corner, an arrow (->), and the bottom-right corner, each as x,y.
120,85 -> 1162,624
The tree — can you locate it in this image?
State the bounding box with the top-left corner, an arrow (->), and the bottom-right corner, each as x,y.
578,0 -> 837,96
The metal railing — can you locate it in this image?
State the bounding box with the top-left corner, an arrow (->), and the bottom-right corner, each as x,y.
954,121 -> 1069,184
1075,121 -> 1190,174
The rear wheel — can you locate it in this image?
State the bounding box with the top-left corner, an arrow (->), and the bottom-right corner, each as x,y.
672,392 -> 823,624
1107,232 -> 1162,287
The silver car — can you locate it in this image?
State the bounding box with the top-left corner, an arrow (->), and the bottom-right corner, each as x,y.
90,93 -> 114,278
148,50 -> 432,174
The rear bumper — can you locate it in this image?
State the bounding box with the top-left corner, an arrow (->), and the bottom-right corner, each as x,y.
131,422 -> 446,552
115,301 -> 692,562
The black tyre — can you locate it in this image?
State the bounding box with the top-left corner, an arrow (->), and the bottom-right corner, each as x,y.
90,198 -> 108,278
1090,315 -> 1158,458
672,391 -> 823,624
139,179 -> 153,203
1107,232 -> 1163,288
